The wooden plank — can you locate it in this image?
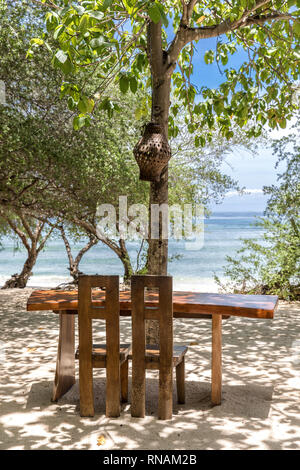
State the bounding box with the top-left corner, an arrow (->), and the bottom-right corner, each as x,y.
172,293 -> 279,319
211,314 -> 222,406
131,276 -> 146,418
52,311 -> 75,402
105,276 -> 121,418
56,309 -> 230,320
158,277 -> 173,420
78,276 -> 94,417
27,289 -> 279,319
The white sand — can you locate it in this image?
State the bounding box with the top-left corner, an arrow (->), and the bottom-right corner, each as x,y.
0,288 -> 299,450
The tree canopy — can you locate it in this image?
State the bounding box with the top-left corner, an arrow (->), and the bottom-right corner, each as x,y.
29,0 -> 299,282
1,1 -> 250,285
30,0 -> 300,140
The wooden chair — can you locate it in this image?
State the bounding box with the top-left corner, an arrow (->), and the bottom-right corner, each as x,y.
76,275 -> 130,417
131,275 -> 188,420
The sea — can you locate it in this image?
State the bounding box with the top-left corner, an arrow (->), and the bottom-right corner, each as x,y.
0,212 -> 264,291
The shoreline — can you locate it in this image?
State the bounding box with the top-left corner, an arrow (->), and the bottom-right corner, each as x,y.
0,276 -> 223,292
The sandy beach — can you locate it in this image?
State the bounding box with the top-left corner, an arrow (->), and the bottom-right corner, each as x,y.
0,288 -> 299,450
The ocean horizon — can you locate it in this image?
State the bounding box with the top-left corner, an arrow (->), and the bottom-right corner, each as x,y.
0,211 -> 264,291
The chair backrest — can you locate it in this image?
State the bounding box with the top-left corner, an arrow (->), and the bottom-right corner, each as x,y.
78,275 -> 120,417
131,275 -> 173,419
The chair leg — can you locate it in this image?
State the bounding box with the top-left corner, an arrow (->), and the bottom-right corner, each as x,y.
158,366 -> 173,420
121,359 -> 129,403
131,360 -> 146,418
211,314 -> 222,406
79,360 -> 94,417
176,357 -> 185,404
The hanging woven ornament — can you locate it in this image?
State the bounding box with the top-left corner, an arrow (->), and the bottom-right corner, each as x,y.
133,122 -> 171,182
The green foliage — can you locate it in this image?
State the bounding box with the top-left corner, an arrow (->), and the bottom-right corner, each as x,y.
3,1 -> 294,282
216,129 -> 300,300
28,0 -> 300,143
0,1 -> 244,219
0,1 -> 148,216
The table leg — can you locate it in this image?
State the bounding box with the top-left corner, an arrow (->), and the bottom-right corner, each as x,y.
52,311 -> 76,402
211,314 -> 222,405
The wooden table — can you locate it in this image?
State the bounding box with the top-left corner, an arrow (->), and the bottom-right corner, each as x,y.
27,290 -> 278,405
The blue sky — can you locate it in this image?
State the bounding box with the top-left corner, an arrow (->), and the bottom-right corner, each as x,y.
208,122 -> 295,212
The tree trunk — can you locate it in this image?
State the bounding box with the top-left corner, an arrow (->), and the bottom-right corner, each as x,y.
59,226 -> 98,284
0,214 -> 54,289
145,21 -> 172,342
119,239 -> 133,285
2,249 -> 37,288
147,21 -> 171,276
71,217 -> 135,286
147,167 -> 169,275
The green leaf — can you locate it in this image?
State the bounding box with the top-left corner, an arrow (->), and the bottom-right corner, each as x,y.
79,14 -> 89,32
220,53 -> 228,66
213,98 -> 224,115
78,96 -> 95,114
30,37 -> 44,46
148,4 -> 161,24
278,117 -> 287,129
54,51 -> 73,74
61,59 -> 73,74
129,76 -> 138,94
72,5 -> 85,15
195,135 -> 206,147
88,11 -> 105,21
119,75 -> 129,94
67,96 -> 77,111
136,53 -> 146,72
156,3 -> 169,27
53,25 -> 64,40
102,0 -> 113,9
90,37 -> 106,49
204,50 -> 214,64
73,114 -> 90,130
293,21 -> 300,37
45,12 -> 59,32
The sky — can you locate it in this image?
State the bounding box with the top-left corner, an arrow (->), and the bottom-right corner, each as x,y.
208,123 -> 294,213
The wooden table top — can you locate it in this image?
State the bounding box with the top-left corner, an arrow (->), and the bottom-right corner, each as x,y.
27,289 -> 278,319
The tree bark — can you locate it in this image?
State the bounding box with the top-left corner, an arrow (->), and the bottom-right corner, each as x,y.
72,216 -> 135,285
119,238 -> 133,285
145,21 -> 172,342
2,249 -> 37,288
59,226 -> 98,283
1,214 -> 54,289
147,20 -> 172,276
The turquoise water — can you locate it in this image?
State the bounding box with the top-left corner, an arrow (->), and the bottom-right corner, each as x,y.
0,212 -> 263,291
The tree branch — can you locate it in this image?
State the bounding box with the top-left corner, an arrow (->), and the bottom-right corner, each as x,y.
59,225 -> 74,268
29,0 -> 60,10
0,214 -> 31,253
36,225 -> 55,254
168,2 -> 295,66
16,210 -> 35,243
74,235 -> 98,265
